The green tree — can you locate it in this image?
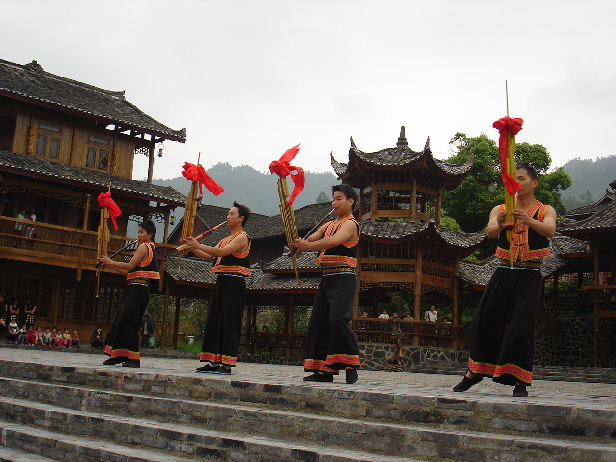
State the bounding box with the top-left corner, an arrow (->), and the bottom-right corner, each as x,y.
316,191 -> 329,203
442,133 -> 572,233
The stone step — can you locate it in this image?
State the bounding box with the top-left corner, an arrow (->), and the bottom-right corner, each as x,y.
1,359 -> 615,444
0,420 -> 199,462
1,384 -> 616,462
0,446 -> 58,462
0,373 -> 614,448
0,403 -> 425,462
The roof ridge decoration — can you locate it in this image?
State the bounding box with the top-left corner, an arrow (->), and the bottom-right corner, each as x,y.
396,126 -> 408,147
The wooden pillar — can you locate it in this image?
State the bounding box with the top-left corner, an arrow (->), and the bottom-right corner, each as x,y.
162,207 -> 171,244
410,179 -> 417,222
435,190 -> 442,227
172,295 -> 181,349
370,184 -> 377,222
413,242 -> 422,346
593,242 -> 600,367
76,193 -> 91,282
147,141 -> 155,184
452,257 -> 459,349
285,294 -> 294,356
161,278 -> 170,349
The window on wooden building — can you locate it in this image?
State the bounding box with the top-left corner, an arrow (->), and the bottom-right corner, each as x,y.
36,123 -> 62,159
85,135 -> 111,171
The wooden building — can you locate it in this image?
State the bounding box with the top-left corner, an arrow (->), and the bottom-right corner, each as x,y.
0,59 -> 186,339
559,181 -> 616,366
331,127 -> 484,337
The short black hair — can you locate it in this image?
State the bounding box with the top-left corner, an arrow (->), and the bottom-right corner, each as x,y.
139,219 -> 157,238
233,201 -> 251,226
332,184 -> 358,202
516,163 -> 538,180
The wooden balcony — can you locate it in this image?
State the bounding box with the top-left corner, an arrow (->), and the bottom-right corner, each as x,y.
0,215 -> 175,277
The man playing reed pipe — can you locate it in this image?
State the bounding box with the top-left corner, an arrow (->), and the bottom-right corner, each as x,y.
183,202 -> 251,375
453,163 -> 556,397
293,184 -> 361,384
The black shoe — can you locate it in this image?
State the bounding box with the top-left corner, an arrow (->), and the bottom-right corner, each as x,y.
196,363 -> 219,373
122,359 -> 140,368
453,374 -> 483,392
103,357 -> 125,366
346,368 -> 358,384
513,385 -> 528,397
303,373 -> 333,382
214,365 -> 231,374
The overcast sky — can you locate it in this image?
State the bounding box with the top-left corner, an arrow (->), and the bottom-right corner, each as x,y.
2,1 -> 615,181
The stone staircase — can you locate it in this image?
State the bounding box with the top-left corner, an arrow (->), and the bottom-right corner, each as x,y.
0,352 -> 614,461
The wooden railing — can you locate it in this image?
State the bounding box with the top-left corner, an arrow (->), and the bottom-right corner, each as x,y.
0,215 -> 175,269
239,332 -> 307,358
236,318 -> 463,358
352,317 -> 460,349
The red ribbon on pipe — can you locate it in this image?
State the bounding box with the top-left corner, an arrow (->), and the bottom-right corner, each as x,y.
98,191 -> 122,231
493,116 -> 523,195
182,163 -> 224,196
269,144 -> 304,207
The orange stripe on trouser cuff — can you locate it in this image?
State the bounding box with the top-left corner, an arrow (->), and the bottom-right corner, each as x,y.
326,354 -> 360,367
469,359 -> 533,384
105,346 -> 140,360
303,359 -> 337,373
200,352 -> 237,366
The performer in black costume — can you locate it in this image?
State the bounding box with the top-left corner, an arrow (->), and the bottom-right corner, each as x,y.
184,202 -> 251,375
453,164 -> 556,397
293,184 -> 361,384
97,219 -> 160,368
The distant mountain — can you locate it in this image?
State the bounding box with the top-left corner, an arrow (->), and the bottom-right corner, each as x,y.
153,163 -> 338,216
560,156 -> 616,210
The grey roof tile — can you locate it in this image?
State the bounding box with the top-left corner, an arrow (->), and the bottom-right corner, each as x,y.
0,59 -> 185,141
0,150 -> 186,205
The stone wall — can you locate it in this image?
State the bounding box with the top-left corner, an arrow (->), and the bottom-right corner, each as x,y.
535,315 -> 616,368
237,314 -> 616,370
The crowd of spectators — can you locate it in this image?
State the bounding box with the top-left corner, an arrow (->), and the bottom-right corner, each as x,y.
0,294 -> 106,350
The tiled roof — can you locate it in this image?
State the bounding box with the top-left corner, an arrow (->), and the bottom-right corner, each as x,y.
164,255 -> 320,291
331,127 -> 473,187
190,202 -> 336,242
458,234 -> 590,287
565,191 -> 615,220
0,150 -> 186,206
262,250 -> 321,272
248,270 -> 321,291
560,194 -> 616,234
0,59 -> 185,142
164,255 -> 217,286
361,220 -> 486,249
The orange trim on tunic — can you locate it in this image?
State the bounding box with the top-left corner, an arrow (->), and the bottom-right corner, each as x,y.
495,200 -> 551,262
210,231 -> 251,276
315,216 -> 359,267
210,266 -> 251,276
127,270 -> 160,280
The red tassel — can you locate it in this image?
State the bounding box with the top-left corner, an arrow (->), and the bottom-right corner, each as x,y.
493,117 -> 523,195
182,162 -> 224,196
98,191 -> 122,230
269,144 -> 304,207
